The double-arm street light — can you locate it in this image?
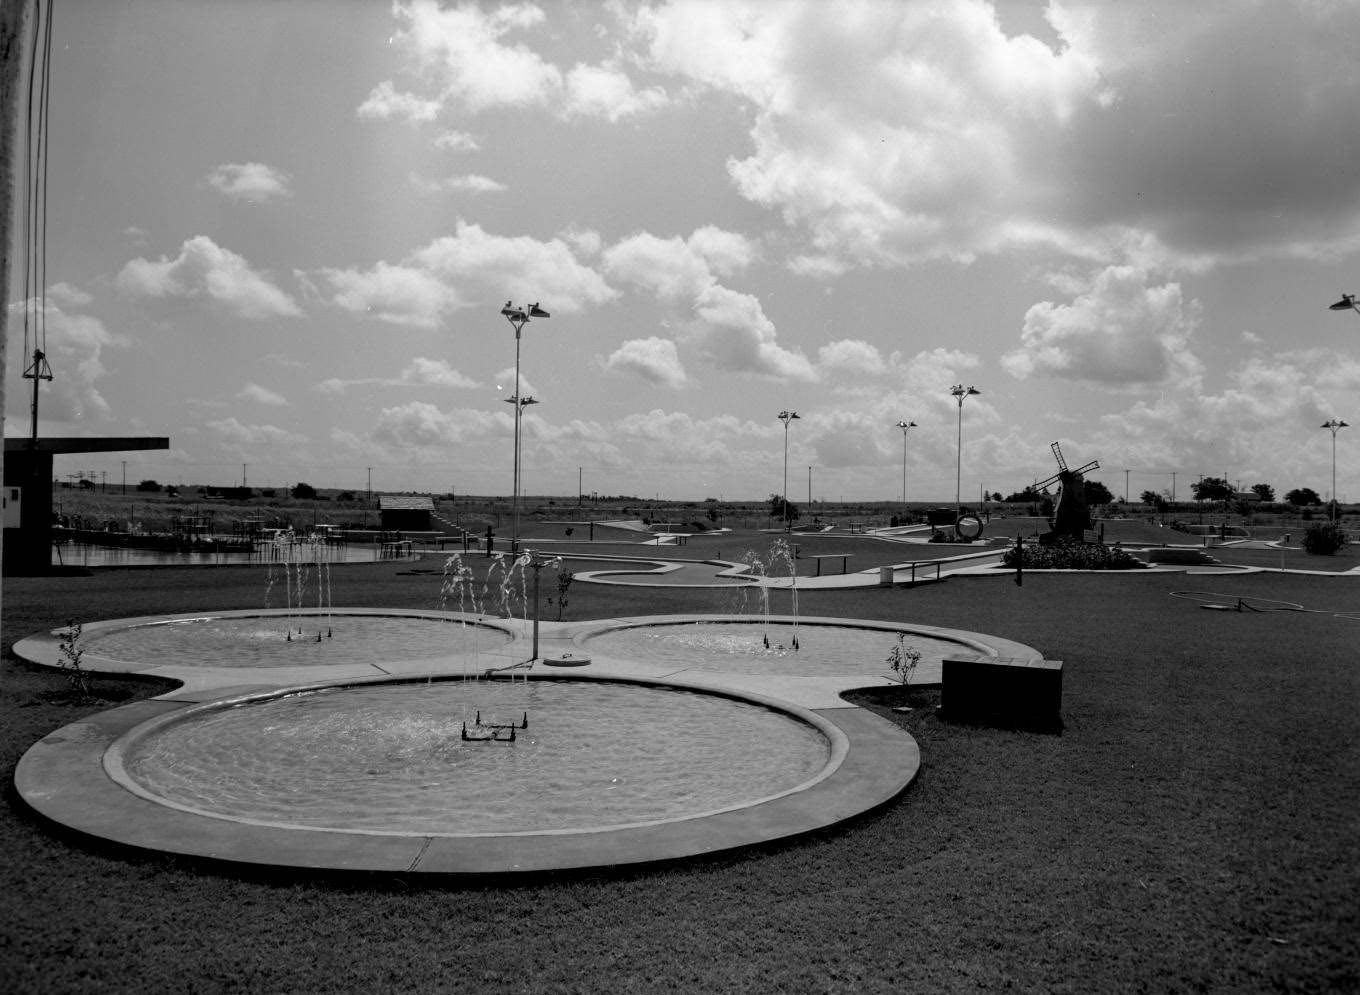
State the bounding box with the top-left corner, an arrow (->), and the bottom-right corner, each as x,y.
1322,418 -> 1348,520
501,301 -> 550,554
778,410 -> 800,531
895,419 -> 917,506
950,385 -> 980,522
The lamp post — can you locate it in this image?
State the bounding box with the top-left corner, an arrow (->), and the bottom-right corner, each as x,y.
778,410 -> 800,531
895,419 -> 917,506
501,301 -> 550,554
1328,293 -> 1360,314
950,385 -> 980,522
1322,418 -> 1348,520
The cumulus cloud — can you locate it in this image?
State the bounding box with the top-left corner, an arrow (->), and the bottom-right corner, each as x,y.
238,383 -> 288,406
603,337 -> 687,388
116,235 -> 302,320
205,162 -> 292,202
630,1 -> 1360,273
433,129 -> 481,151
375,0 -> 669,121
1001,266 -> 1201,385
205,417 -> 307,447
371,401 -> 504,447
603,227 -> 811,380
817,339 -> 884,376
1091,347 -> 1360,485
4,297 -> 126,425
315,260 -> 461,328
315,357 -> 479,393
407,220 -> 618,313
410,172 -> 507,194
357,80 -> 442,122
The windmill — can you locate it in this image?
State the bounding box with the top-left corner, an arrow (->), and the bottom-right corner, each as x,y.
1035,443 -> 1100,542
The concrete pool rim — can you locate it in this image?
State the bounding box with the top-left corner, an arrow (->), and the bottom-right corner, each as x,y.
15,669 -> 918,878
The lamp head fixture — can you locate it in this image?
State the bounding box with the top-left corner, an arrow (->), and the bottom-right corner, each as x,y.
778,410 -> 800,422
528,303 -> 550,318
950,384 -> 980,401
1328,294 -> 1357,312
1322,418 -> 1349,429
896,419 -> 918,429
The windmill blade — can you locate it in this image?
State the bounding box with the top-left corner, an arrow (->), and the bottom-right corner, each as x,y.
1073,460 -> 1100,475
1050,442 -> 1068,472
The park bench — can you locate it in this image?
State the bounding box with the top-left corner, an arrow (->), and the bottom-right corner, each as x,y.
807,553 -> 851,576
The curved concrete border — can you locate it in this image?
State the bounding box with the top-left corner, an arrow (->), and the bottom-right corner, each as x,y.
15,671 -> 918,877
12,609 -> 1045,877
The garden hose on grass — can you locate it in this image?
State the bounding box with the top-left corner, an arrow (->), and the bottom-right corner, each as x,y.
1170,590 -> 1360,620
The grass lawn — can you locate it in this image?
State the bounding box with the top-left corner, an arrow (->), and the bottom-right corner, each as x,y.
2,554 -> 1358,994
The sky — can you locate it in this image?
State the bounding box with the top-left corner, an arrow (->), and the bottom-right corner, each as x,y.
6,0 -> 1360,505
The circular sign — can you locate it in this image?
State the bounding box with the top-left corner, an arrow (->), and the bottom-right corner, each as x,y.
954,514 -> 984,541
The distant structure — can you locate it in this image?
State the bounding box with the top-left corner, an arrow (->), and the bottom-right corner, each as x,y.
378,494 -> 434,532
1034,442 -> 1100,544
4,436 -> 170,574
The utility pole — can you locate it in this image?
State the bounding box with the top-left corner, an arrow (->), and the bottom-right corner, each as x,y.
122,461 -> 127,495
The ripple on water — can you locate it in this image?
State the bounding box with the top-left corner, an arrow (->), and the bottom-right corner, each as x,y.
117,680 -> 831,834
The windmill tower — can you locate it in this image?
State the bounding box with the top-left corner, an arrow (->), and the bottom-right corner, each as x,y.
1035,443 -> 1100,542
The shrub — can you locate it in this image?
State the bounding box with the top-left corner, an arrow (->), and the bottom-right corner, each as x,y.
1302,522 -> 1347,555
1001,538 -> 1145,570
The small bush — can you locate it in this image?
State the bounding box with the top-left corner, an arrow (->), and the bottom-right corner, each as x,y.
1302,522 -> 1347,555
1001,538 -> 1144,570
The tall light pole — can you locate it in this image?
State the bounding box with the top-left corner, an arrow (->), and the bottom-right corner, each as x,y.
778,410 -> 800,531
950,385 -> 980,522
1328,293 -> 1360,314
501,301 -> 550,554
1322,419 -> 1348,520
895,419 -> 917,506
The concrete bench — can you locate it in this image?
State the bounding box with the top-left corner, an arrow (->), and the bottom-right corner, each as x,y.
942,654 -> 1063,727
807,553 -> 851,576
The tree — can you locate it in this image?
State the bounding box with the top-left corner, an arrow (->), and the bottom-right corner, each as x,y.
1251,483 -> 1275,502
136,479 -> 162,493
1082,479 -> 1114,506
1139,489 -> 1165,509
1191,476 -> 1232,504
1285,487 -> 1322,506
768,493 -> 800,524
291,482 -> 318,500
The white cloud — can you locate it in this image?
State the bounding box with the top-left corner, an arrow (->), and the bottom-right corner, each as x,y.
433,129 -> 481,151
205,162 -> 292,202
316,260 -> 463,328
381,0 -> 669,121
371,401 -> 504,447
1001,266 -> 1201,385
205,417 -> 307,447
410,220 -> 618,313
411,172 -> 508,194
564,62 -> 668,121
817,339 -> 884,376
239,383 -> 288,406
603,337 -> 687,388
313,357 -> 478,393
604,227 -> 808,380
116,235 -> 302,320
46,282 -> 92,308
357,80 -> 442,122
4,298 -> 125,425
632,1 -> 1360,273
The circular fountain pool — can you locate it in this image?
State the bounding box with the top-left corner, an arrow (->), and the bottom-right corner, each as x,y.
579,620 -> 980,677
64,610 -> 511,670
110,677 -> 833,835
12,608 -> 1045,876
